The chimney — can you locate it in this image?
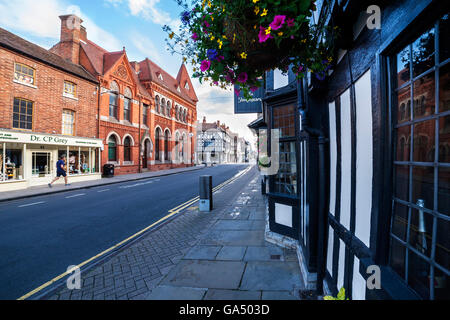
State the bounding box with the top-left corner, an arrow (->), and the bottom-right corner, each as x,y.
203,116 -> 206,124
217,120 -> 220,127
58,14 -> 83,64
80,25 -> 87,42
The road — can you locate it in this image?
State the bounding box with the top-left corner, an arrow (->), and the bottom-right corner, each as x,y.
0,164 -> 249,300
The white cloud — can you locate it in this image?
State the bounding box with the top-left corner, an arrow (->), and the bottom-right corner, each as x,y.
0,0 -> 120,51
128,31 -> 162,64
105,0 -> 180,29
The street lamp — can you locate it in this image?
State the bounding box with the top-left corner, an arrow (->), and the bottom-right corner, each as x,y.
211,136 -> 216,164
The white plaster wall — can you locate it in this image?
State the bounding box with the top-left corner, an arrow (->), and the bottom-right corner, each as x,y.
329,101 -> 337,215
352,257 -> 367,300
340,89 -> 352,231
337,239 -> 346,290
275,202 -> 292,227
354,70 -> 373,248
327,226 -> 334,275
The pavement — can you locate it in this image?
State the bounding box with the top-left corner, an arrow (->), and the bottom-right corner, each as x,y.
0,165 -> 205,202
43,165 -> 304,300
0,164 -> 249,300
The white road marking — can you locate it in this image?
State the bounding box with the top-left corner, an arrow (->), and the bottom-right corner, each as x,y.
18,201 -> 45,208
119,179 -> 159,189
65,193 -> 86,199
97,189 -> 110,193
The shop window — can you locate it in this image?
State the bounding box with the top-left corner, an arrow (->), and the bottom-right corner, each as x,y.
271,105 -> 297,196
13,98 -> 33,130
124,137 -> 132,162
62,110 -> 75,135
108,136 -> 117,162
63,81 -> 77,98
0,143 -> 24,181
14,63 -> 35,86
390,14 -> 450,300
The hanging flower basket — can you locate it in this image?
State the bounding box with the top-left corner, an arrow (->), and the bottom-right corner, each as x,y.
164,0 -> 335,98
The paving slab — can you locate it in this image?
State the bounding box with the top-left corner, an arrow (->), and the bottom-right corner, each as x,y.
184,246 -> 221,260
212,220 -> 253,230
261,291 -> 299,300
160,260 -> 246,289
199,230 -> 265,246
204,289 -> 261,300
216,246 -> 247,261
243,245 -> 285,262
240,261 -> 303,291
145,286 -> 206,300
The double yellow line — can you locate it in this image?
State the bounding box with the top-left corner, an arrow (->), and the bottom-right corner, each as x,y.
18,165 -> 252,300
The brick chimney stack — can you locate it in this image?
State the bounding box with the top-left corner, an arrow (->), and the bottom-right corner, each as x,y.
57,14 -> 83,64
203,116 -> 206,123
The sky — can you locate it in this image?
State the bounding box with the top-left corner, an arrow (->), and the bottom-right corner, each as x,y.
0,0 -> 258,145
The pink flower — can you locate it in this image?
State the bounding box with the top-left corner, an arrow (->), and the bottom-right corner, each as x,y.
258,26 -> 271,43
286,18 -> 295,28
250,86 -> 259,92
191,33 -> 198,40
237,72 -> 248,83
204,21 -> 210,28
200,60 -> 211,72
234,88 -> 241,96
213,81 -> 218,85
217,55 -> 225,61
269,15 -> 286,30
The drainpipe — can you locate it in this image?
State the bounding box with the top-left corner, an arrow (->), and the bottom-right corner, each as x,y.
97,82 -> 102,174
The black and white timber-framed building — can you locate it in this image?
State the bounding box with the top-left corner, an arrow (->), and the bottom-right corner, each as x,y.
241,0 -> 449,300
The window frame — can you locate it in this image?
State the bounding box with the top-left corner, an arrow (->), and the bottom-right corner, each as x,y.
14,63 -> 35,86
123,137 -> 132,162
108,135 -> 117,162
12,97 -> 33,130
109,92 -> 118,119
62,109 -> 75,136
63,81 -> 77,98
386,15 -> 450,300
123,97 -> 131,122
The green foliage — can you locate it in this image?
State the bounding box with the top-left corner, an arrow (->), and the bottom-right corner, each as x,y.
164,0 -> 335,98
323,287 -> 349,300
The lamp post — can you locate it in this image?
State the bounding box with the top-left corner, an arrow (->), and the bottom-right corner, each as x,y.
211,136 -> 216,164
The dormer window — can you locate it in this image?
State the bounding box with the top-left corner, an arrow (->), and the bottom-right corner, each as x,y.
177,86 -> 181,93
184,82 -> 189,90
158,73 -> 163,81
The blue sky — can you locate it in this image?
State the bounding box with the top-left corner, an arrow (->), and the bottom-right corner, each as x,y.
0,0 -> 257,144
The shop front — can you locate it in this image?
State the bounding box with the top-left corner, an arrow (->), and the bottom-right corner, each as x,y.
0,129 -> 103,192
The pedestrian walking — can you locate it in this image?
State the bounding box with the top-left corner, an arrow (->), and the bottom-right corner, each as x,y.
48,155 -> 70,187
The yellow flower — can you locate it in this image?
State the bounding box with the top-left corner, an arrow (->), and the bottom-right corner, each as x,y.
222,35 -> 227,39
301,39 -> 307,43
240,52 -> 247,59
210,35 -> 215,41
233,33 -> 236,43
254,6 -> 259,15
265,26 -> 271,35
217,39 -> 223,49
261,8 -> 268,16
278,32 -> 283,36
254,25 -> 257,29
252,0 -> 259,3
207,0 -> 211,7
169,32 -> 175,39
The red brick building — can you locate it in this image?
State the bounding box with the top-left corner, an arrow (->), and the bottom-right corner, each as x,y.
0,27 -> 103,191
50,14 -> 198,175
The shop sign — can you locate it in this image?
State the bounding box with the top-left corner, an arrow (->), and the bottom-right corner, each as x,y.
0,130 -> 103,148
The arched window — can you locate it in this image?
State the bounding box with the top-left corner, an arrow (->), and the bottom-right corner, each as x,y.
109,81 -> 119,119
183,110 -> 187,122
164,130 -> 170,161
124,136 -> 132,162
175,106 -> 178,120
108,135 -> 117,161
175,132 -> 180,161
161,98 -> 166,116
181,134 -> 185,159
155,128 -> 161,161
155,96 -> 160,114
167,101 -> 171,117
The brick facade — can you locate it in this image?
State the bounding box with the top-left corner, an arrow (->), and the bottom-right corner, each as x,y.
49,14 -> 198,175
0,39 -> 98,139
